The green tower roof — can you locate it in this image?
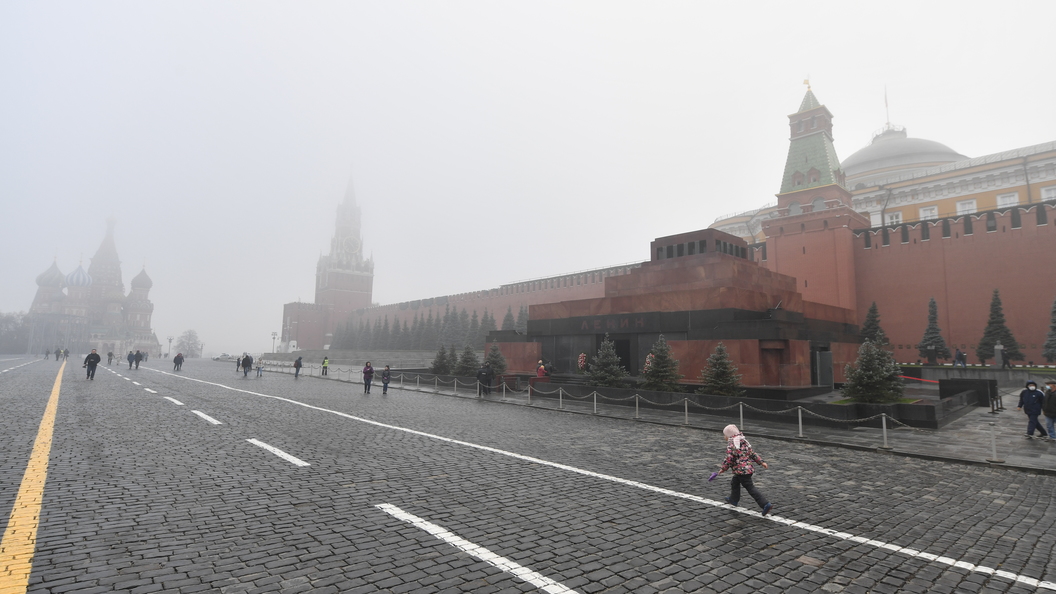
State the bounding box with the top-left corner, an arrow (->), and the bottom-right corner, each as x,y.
779,90 -> 843,195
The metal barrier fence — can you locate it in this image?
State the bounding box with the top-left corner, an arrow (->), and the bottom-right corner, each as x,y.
260,362 -> 1009,460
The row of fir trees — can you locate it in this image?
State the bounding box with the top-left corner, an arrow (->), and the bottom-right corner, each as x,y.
428,344 -> 509,378
331,305 -> 530,352
864,290 -> 1056,364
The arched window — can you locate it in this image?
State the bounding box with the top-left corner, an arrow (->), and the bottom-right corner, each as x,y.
812,197 -> 825,212
788,201 -> 802,215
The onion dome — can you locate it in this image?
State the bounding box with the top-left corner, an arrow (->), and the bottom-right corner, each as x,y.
65,265 -> 93,288
131,267 -> 153,290
36,261 -> 65,287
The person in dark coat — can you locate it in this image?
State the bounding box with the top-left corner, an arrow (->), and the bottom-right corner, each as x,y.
241,354 -> 253,377
381,365 -> 391,394
127,351 -> 135,369
1042,380 -> 1056,442
293,356 -> 302,378
477,362 -> 494,395
173,353 -> 184,371
134,350 -> 143,369
107,351 -> 114,365
44,349 -> 50,360
362,362 -> 374,394
1017,381 -> 1049,439
83,349 -> 101,380
63,348 -> 69,360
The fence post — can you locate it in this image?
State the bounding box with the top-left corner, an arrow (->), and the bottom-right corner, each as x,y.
401,374 -> 404,388
684,398 -> 688,425
559,387 -> 563,409
880,413 -> 892,450
593,391 -> 597,414
739,402 -> 744,430
416,375 -> 420,390
635,394 -> 639,419
526,382 -> 531,405
797,407 -> 804,438
453,379 -> 457,394
986,422 -> 1005,463
502,381 -> 506,399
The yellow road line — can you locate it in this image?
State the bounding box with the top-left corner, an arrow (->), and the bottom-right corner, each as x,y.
0,361 -> 64,593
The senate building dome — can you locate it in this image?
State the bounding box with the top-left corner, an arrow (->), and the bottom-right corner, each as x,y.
841,125 -> 967,189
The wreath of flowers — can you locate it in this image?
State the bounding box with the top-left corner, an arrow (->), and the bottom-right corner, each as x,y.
577,352 -> 587,371
644,352 -> 655,372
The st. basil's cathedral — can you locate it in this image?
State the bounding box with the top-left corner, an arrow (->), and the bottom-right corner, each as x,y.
26,220 -> 161,356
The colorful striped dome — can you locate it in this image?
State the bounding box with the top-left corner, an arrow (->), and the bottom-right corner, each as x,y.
65,265 -> 93,287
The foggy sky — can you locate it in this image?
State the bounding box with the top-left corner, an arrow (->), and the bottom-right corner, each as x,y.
2,1 -> 1054,356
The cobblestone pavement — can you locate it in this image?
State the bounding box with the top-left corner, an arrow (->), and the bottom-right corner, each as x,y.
2,357 -> 1055,593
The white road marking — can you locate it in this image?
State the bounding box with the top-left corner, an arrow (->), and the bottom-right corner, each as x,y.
191,410 -> 223,425
132,381 -> 141,385
0,360 -> 39,373
123,377 -> 131,381
164,397 -> 184,405
377,503 -> 577,594
144,369 -> 1056,591
144,388 -> 157,394
246,438 -> 310,467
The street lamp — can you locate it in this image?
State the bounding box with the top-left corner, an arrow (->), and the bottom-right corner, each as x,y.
167,335 -> 173,358
271,332 -> 278,353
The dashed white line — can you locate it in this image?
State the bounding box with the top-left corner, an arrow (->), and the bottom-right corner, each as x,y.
163,397 -> 184,405
377,503 -> 577,594
246,439 -> 310,467
123,377 -> 131,381
145,369 -> 1056,591
132,381 -> 141,385
191,410 -> 223,425
144,388 -> 157,394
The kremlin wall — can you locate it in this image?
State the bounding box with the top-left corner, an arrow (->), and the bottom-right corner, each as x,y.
284,88 -> 1056,386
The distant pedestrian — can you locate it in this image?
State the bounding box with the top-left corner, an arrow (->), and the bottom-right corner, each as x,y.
241,354 -> 253,377
381,365 -> 391,394
44,349 -> 50,360
477,362 -> 493,395
293,356 -> 302,378
1017,381 -> 1049,439
107,351 -> 114,365
363,362 -> 374,394
134,350 -> 142,369
83,349 -> 101,380
63,349 -> 69,360
56,347 -> 62,362
127,351 -> 135,369
321,356 -> 329,376
954,349 -> 965,368
256,357 -> 264,377
715,424 -> 773,516
173,353 -> 184,371
236,356 -> 242,371
536,360 -> 546,377
1043,380 -> 1056,442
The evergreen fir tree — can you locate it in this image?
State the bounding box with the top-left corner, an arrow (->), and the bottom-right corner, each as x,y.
861,302 -> 887,344
469,311 -> 481,348
391,317 -> 402,350
485,343 -> 508,376
587,334 -> 628,387
1043,297 -> 1056,363
458,308 -> 470,346
842,331 -> 904,403
501,306 -> 516,331
410,314 -> 421,349
515,306 -> 528,333
696,342 -> 744,397
380,317 -> 391,350
641,334 -> 683,391
423,310 -> 438,348
976,289 -> 1024,363
455,345 -> 480,376
916,298 -> 952,361
371,318 -> 383,350
361,319 -> 373,351
352,319 -> 365,350
400,320 -> 412,350
445,344 -> 459,372
430,345 -> 450,375
479,309 -> 497,345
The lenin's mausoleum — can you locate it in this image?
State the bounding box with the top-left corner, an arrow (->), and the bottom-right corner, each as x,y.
283,88 -> 1056,387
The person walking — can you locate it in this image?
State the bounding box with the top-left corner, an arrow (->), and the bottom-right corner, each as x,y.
241,353 -> 253,378
362,362 -> 374,394
107,351 -> 114,365
381,365 -> 391,394
56,346 -> 62,362
1017,381 -> 1049,439
477,362 -> 494,396
133,350 -> 142,369
127,351 -> 135,369
63,348 -> 69,360
715,424 -> 773,516
173,353 -> 184,371
44,349 -> 50,360
321,356 -> 329,376
293,356 -> 302,378
236,355 -> 242,372
1042,380 -> 1056,442
83,349 -> 101,380
256,357 -> 264,377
